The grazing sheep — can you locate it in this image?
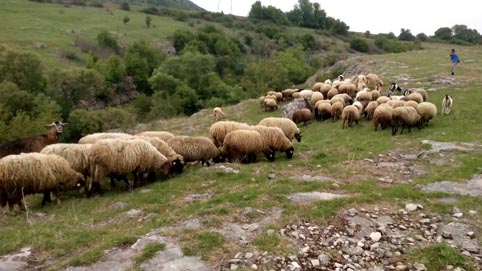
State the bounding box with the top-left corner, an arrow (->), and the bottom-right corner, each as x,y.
366,73 -> 383,88
332,93 -> 353,105
404,100 -> 419,109
213,107 -> 225,121
314,101 -> 332,121
258,96 -> 266,108
342,105 -> 361,129
222,130 -> 274,163
313,82 -> 331,96
391,107 -> 421,135
415,89 -> 428,102
371,90 -> 381,101
250,125 -> 294,159
209,121 -> 251,147
331,101 -> 344,122
311,92 -> 324,105
326,87 -> 339,99
338,83 -> 358,98
387,100 -> 406,109
373,104 -> 393,131
0,153 -> 84,212
442,94 -> 453,115
258,117 -> 302,142
167,136 -> 222,166
78,132 -> 132,144
263,98 -> 278,112
281,89 -> 297,101
89,139 -> 171,195
416,102 -> 437,127
132,136 -> 184,174
0,121 -> 67,158
135,131 -> 175,144
364,101 -> 378,120
41,143 -> 93,178
406,92 -> 424,104
355,90 -> 372,103
292,108 -> 312,126
377,96 -> 390,105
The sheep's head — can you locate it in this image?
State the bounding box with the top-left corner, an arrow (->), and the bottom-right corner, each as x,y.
294,132 -> 302,142
263,150 -> 275,162
170,158 -> 184,174
285,146 -> 294,159
212,154 -> 226,164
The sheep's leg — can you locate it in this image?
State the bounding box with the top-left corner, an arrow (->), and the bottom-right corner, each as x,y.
41,191 -> 52,207
8,201 -> 16,214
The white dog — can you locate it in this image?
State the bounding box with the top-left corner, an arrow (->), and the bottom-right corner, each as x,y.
441,94 -> 453,115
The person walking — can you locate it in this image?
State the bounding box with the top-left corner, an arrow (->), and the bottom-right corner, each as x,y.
450,48 -> 460,75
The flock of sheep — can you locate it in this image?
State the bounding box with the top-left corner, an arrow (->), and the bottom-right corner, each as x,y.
0,71 -> 454,214
259,73 -> 451,135
0,113 -> 303,213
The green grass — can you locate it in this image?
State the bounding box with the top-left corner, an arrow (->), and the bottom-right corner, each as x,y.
1,22 -> 482,269
408,243 -> 475,271
135,242 -> 166,267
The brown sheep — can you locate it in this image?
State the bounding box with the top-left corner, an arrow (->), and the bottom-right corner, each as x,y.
222,130 -> 274,163
258,117 -> 302,142
331,101 -> 344,122
373,104 -> 393,131
292,108 -> 312,126
209,121 -> 251,147
167,136 -> 222,166
342,105 -> 360,129
314,101 -> 332,121
391,107 -> 421,135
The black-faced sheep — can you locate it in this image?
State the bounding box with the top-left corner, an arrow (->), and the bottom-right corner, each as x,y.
258,117 -> 302,142
0,121 -> 67,158
416,102 -> 437,127
89,139 -> 171,195
209,121 -> 251,147
0,153 -> 84,212
167,136 -> 222,166
250,125 -> 294,159
442,94 -> 453,115
222,130 -> 274,163
342,105 -> 360,129
391,107 -> 421,135
135,131 -> 175,143
373,104 -> 393,131
132,136 -> 184,174
389,82 -> 403,93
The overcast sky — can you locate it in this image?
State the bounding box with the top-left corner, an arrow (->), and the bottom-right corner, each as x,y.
189,0 -> 482,36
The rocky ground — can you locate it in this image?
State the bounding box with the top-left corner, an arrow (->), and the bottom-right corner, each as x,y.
1,140 -> 481,271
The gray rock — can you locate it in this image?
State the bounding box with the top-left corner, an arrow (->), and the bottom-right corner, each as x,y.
369,232 -> 382,242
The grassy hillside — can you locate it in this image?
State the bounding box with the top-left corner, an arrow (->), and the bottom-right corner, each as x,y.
0,42 -> 481,270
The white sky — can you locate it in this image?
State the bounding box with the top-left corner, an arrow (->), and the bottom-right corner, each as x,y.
189,0 -> 482,36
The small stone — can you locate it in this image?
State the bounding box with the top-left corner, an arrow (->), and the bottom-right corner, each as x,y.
414,262 -> 427,271
230,264 -> 239,270
318,253 -> 331,266
250,264 -> 258,270
310,259 -> 320,267
466,231 -> 475,238
405,203 -> 420,212
370,232 -> 382,242
453,213 -> 463,218
267,229 -> 275,236
468,210 -> 477,216
268,174 -> 276,179
396,264 -> 408,270
245,252 -> 254,259
442,231 -> 453,239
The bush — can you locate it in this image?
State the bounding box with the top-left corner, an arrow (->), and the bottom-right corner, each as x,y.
350,38 -> 369,52
120,2 -> 130,11
96,30 -> 119,53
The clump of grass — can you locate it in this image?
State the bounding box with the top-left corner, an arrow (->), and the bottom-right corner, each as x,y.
181,231 -> 226,261
408,243 -> 474,271
135,242 -> 166,266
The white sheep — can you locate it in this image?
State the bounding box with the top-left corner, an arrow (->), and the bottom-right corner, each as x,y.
135,131 -> 175,143
78,132 -> 132,144
0,153 -> 84,212
258,117 -> 302,142
213,107 -> 225,121
209,121 -> 251,147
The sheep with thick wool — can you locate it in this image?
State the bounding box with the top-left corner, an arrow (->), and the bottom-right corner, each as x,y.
342,105 -> 361,129
391,107 -> 421,135
78,132 -> 132,144
314,101 -> 332,121
331,101 -> 344,122
416,102 -> 437,127
311,92 -> 324,105
373,103 -> 393,131
326,88 -> 339,99
209,121 -> 251,147
250,125 -> 294,159
132,136 -> 184,174
222,130 -> 274,163
364,101 -> 378,120
338,83 -> 358,98
167,136 -> 222,166
292,108 -> 312,126
0,153 -> 84,212
263,98 -> 278,112
41,143 -> 93,178
258,117 -> 302,142
405,92 -> 424,104
313,82 -> 331,97
377,96 -> 390,105
366,73 -> 383,88
135,131 -> 175,142
89,139 -> 170,195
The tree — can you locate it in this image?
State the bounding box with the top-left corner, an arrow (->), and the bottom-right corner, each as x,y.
398,28 -> 415,41
0,45 -> 46,93
145,16 -> 152,28
123,15 -> 130,24
416,33 -> 428,41
96,30 -> 119,53
452,24 -> 481,44
301,33 -> 316,51
434,27 -> 452,41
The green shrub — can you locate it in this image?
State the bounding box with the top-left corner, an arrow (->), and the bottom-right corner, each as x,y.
350,38 -> 369,52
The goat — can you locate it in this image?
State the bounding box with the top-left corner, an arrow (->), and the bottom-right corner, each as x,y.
441,94 -> 453,115
389,82 -> 403,93
0,121 -> 67,158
